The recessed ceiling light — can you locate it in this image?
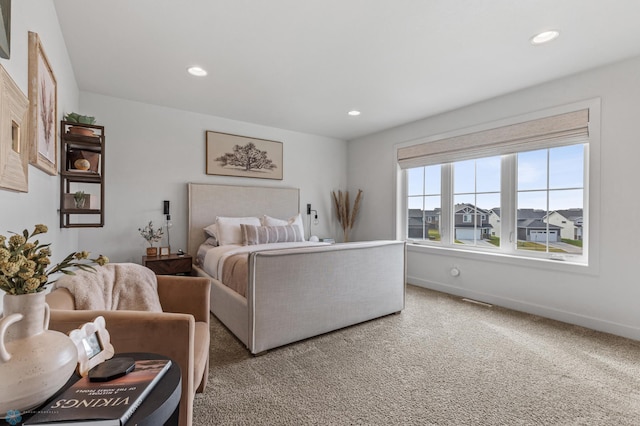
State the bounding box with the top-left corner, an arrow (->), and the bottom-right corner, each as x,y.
187,66 -> 207,77
348,110 -> 361,116
530,30 -> 560,45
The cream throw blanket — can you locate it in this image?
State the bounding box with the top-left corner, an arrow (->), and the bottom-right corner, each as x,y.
54,263 -> 163,312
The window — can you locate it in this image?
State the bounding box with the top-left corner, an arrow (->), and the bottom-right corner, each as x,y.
397,105 -> 595,265
407,165 -> 441,241
453,156 -> 501,247
516,145 -> 584,255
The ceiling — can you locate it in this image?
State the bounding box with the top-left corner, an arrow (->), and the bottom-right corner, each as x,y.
53,0 -> 640,141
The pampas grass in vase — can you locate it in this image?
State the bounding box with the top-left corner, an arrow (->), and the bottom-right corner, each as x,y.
332,189 -> 363,242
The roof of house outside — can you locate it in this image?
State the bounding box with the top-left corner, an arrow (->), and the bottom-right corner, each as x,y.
454,203 -> 491,214
517,209 -> 547,220
518,218 -> 562,230
551,208 -> 583,222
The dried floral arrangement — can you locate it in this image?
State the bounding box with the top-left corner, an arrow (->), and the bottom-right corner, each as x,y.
0,224 -> 109,295
332,189 -> 363,242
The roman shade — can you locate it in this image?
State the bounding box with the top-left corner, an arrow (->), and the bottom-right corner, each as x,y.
397,109 -> 589,169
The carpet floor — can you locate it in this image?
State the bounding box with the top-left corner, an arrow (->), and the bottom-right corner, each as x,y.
193,285 -> 640,425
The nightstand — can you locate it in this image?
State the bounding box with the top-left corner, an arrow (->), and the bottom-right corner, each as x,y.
143,253 -> 192,275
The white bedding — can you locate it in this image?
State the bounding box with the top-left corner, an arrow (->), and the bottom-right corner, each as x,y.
198,242 -> 330,280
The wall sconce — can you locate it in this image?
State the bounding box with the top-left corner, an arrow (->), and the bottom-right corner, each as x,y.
306,203 -> 319,239
164,200 -> 172,251
306,204 -> 319,224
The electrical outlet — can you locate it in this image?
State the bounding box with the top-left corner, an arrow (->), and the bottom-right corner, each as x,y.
307,203 -> 311,215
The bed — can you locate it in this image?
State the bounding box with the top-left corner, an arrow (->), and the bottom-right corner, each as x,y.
187,183 -> 406,354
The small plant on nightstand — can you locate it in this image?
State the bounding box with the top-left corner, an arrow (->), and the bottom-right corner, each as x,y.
138,221 -> 164,256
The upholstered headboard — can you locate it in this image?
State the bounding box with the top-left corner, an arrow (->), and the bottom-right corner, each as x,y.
187,183 -> 300,257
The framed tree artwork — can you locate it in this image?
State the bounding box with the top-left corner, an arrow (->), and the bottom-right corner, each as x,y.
206,131 -> 283,180
28,31 -> 58,176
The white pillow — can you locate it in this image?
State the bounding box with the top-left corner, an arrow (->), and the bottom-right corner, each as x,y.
262,213 -> 305,241
215,216 -> 261,245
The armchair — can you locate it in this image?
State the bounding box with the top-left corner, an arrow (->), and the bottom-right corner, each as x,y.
45,274 -> 211,426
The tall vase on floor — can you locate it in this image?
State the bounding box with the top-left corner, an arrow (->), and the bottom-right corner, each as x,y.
0,292 -> 78,416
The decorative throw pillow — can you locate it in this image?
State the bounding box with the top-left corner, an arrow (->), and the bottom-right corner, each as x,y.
241,224 -> 304,245
204,237 -> 218,246
215,216 -> 261,245
203,223 -> 219,246
262,213 -> 305,241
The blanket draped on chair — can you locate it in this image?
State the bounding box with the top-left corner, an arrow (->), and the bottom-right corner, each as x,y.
53,263 -> 163,312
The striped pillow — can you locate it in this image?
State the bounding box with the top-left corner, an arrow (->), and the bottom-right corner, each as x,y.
241,224 -> 304,245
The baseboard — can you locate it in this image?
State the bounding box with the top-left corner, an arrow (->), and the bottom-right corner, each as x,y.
408,276 -> 640,341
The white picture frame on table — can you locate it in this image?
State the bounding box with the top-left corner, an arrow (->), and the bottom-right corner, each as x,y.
68,315 -> 115,377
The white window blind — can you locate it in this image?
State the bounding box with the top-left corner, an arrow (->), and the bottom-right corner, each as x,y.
397,109 -> 589,169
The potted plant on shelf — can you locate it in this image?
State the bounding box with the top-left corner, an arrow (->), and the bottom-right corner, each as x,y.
64,112 -> 97,136
73,191 -> 86,209
138,221 -> 164,256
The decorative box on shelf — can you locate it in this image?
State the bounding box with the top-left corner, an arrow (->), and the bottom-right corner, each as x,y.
319,238 -> 335,243
67,149 -> 101,173
63,193 -> 98,209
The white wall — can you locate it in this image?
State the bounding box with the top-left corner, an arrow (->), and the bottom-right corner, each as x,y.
348,55 -> 640,340
0,1 -> 79,311
77,92 -> 347,263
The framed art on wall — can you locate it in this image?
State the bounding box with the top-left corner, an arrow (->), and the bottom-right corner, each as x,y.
28,31 -> 58,176
0,0 -> 10,59
0,65 -> 29,192
206,131 -> 283,180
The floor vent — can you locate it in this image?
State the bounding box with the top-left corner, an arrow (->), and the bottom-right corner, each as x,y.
461,298 -> 493,308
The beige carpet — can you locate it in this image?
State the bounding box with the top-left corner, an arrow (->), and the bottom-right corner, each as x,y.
193,285 -> 640,425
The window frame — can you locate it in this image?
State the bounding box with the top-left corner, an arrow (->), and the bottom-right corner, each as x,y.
394,99 -> 600,275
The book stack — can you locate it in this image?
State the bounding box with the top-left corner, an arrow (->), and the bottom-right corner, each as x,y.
25,359 -> 171,426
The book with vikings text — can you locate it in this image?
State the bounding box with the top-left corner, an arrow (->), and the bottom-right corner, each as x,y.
25,359 -> 171,426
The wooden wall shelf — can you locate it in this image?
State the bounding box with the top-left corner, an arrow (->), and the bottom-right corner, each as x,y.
59,120 -> 105,228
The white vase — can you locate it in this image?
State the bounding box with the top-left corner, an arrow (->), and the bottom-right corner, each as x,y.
0,292 -> 78,416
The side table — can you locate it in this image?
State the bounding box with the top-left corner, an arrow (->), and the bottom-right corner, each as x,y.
121,352 -> 181,426
143,254 -> 192,275
16,352 -> 181,426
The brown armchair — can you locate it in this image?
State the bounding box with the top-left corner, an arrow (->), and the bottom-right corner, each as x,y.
45,274 -> 211,426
